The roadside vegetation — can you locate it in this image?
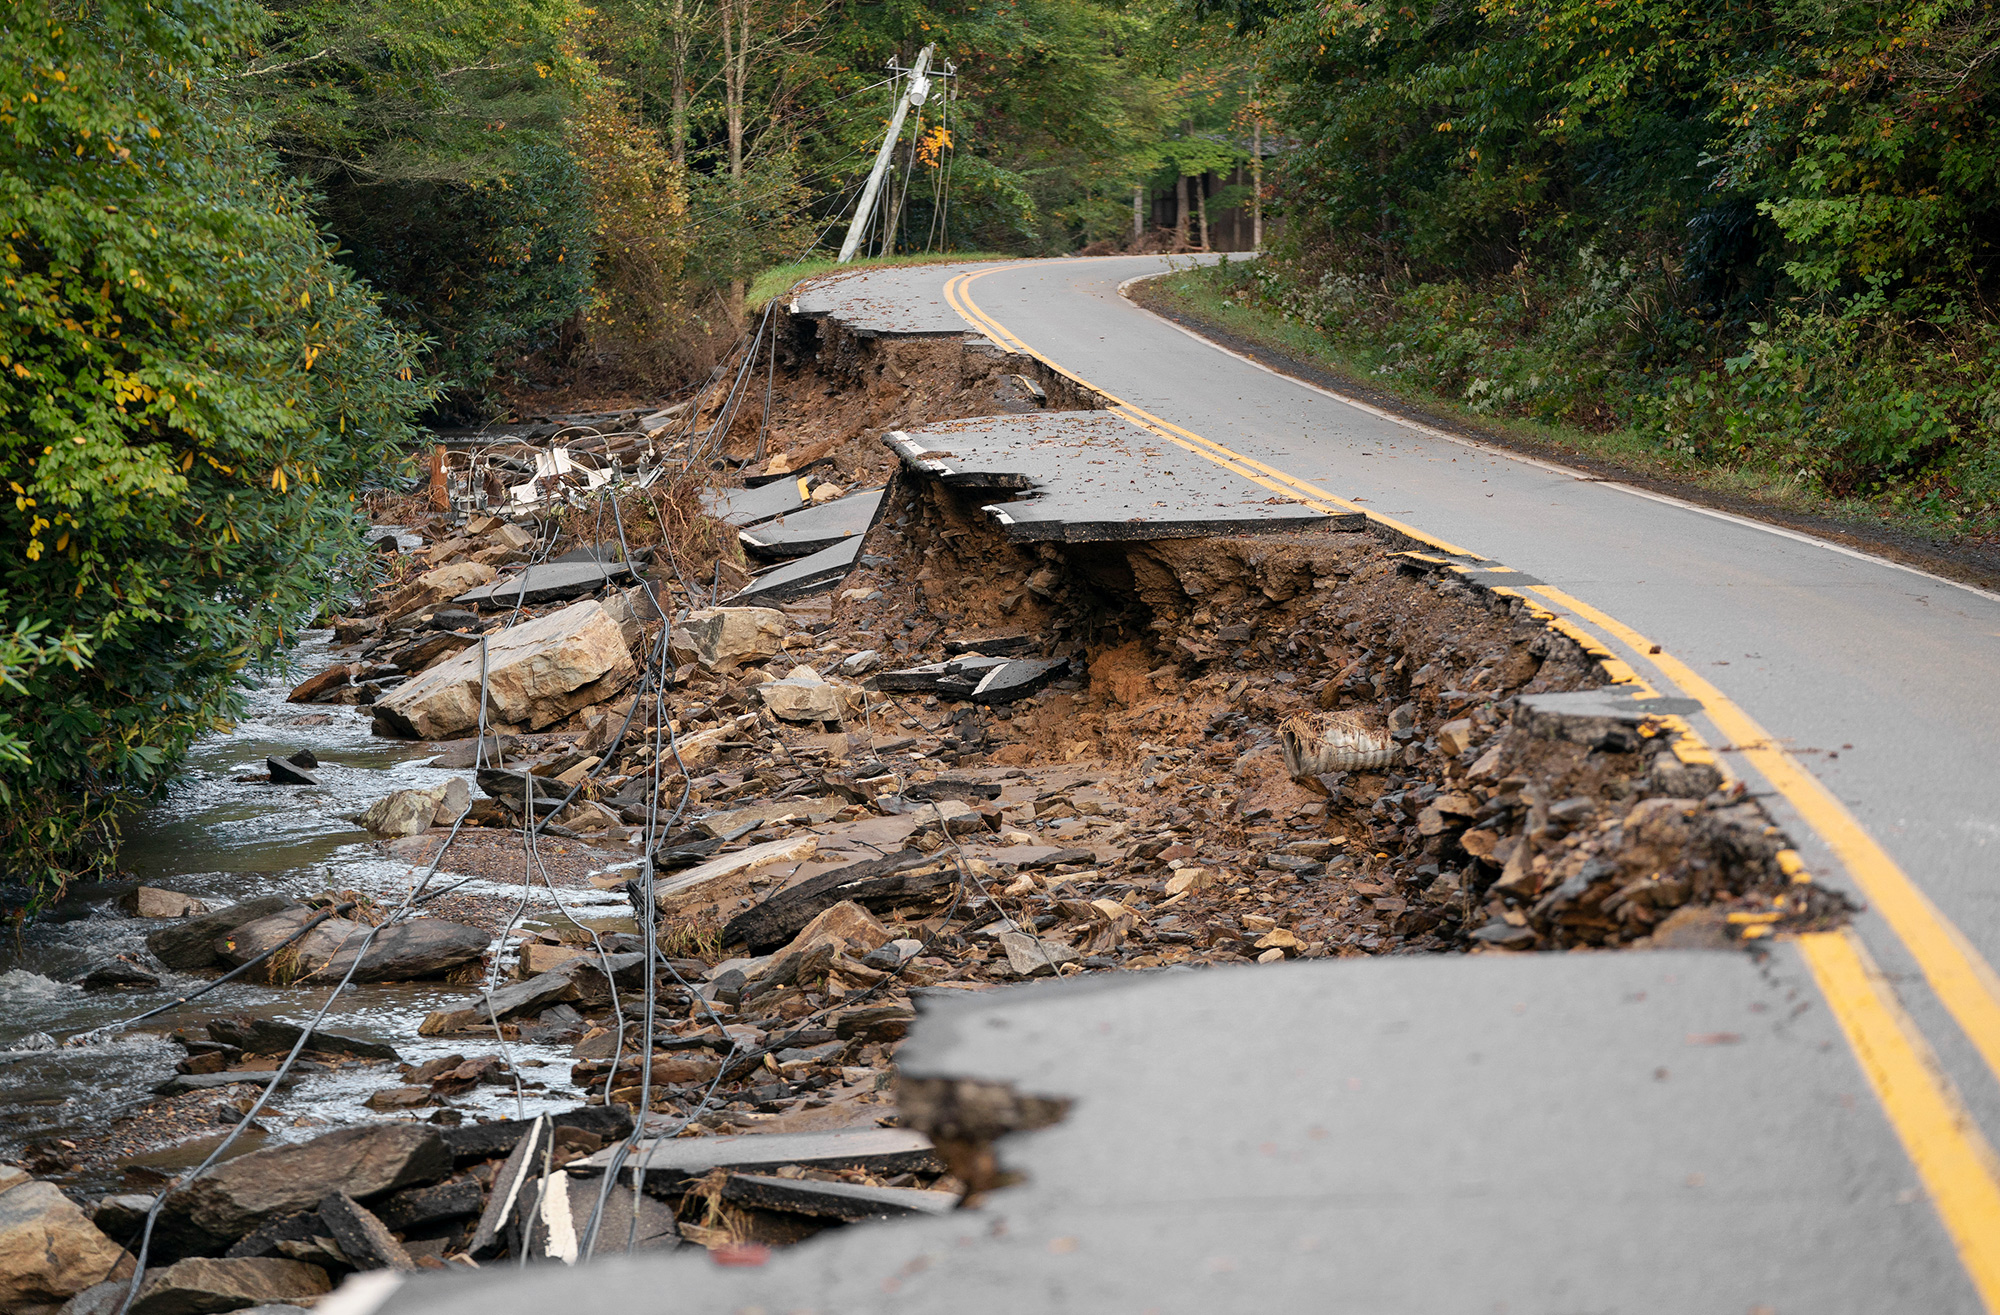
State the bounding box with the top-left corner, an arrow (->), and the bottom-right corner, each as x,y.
1193,0 -> 2000,541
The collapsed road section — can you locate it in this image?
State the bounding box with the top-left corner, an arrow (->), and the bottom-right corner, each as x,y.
13,263 -> 1885,1315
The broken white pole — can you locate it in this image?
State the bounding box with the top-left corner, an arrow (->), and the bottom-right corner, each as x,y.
837,44 -> 935,264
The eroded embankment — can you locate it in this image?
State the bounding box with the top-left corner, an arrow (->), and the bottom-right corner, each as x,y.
829,471 -> 1850,959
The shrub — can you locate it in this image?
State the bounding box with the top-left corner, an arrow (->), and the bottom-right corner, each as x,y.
0,0 -> 430,905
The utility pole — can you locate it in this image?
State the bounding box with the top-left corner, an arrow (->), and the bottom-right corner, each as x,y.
838,45 -> 935,264
1252,118 -> 1264,252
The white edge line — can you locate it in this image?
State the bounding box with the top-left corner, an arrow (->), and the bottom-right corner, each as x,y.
1113,271 -> 2000,606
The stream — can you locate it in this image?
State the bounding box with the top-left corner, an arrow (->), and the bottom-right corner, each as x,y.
0,631 -> 629,1194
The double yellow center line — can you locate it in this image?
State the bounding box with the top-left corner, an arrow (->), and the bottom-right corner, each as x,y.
943,263 -> 2000,1303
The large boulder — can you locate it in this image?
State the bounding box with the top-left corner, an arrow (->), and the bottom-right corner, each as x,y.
380,562 -> 497,622
370,599 -> 638,739
355,779 -> 470,838
215,909 -> 489,984
154,1126 -> 448,1257
0,1180 -> 130,1312
759,666 -> 858,723
146,898 -> 300,972
680,607 -> 785,670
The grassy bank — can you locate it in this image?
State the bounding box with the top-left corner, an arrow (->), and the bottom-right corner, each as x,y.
746,251 -> 1012,313
1134,259 -> 2000,559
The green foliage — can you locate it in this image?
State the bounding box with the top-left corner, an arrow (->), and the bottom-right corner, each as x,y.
234,0 -> 596,404
1202,0 -> 2000,525
0,0 -> 430,902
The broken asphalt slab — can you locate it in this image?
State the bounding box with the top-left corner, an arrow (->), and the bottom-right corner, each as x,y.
885,413 -> 1359,542
364,945 -> 1978,1314
739,487 -> 887,560
454,560 -> 632,608
726,534 -> 865,604
700,477 -> 809,529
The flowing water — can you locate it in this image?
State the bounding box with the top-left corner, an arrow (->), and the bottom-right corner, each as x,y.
0,632 -> 629,1193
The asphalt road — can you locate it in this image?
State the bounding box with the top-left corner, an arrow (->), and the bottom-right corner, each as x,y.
826,255 -> 2000,1294
365,256 -> 2000,1313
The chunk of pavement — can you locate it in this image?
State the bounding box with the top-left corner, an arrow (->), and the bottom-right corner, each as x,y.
263,756 -> 318,786
1513,689 -> 1704,743
874,653 -> 1002,696
454,559 -> 633,609
996,930 -> 1079,977
315,1192 -> 411,1271
838,649 -> 880,677
370,1179 -> 483,1232
700,476 -> 808,528
147,897 -> 300,971
467,1117 -> 554,1259
759,666 -> 859,723
355,778 -> 471,838
427,734 -> 515,769
80,960 -> 160,990
153,1124 -> 448,1256
578,1128 -> 941,1191
720,1172 -> 957,1221
125,1257 -> 331,1315
117,887 -> 210,919
202,1014 -> 400,1062
738,486 -> 885,560
722,851 -> 953,953
440,1105 -> 632,1166
726,534 -> 864,605
0,1180 -> 131,1311
371,599 -> 639,740
968,656 -> 1070,705
214,908 -> 489,984
542,1173 -> 680,1257
942,633 -> 1037,657
680,606 -> 786,670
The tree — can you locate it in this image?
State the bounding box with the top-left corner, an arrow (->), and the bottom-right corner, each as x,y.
228,0 -> 598,407
0,0 -> 429,904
